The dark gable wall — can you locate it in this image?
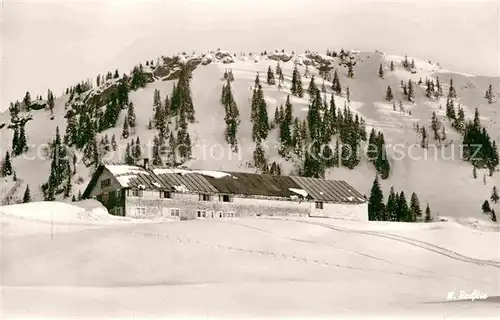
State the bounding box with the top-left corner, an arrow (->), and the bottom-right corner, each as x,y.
88,168 -> 126,216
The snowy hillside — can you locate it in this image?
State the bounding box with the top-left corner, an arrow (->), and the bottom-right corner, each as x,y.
2,203 -> 499,317
0,49 -> 499,219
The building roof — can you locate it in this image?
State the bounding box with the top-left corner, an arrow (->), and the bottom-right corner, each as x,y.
83,164 -> 366,204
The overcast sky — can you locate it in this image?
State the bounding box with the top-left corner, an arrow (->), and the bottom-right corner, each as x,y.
2,0 -> 499,110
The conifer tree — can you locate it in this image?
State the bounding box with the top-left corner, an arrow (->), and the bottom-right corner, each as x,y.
273,105 -> 280,128
430,111 -> 441,141
23,91 -> 31,108
333,139 -> 340,167
122,116 -> 129,139
445,97 -> 456,119
332,70 -> 341,95
111,134 -> 117,151
12,127 -> 19,156
485,84 -> 494,104
267,65 -> 276,85
482,200 -> 491,213
410,192 -> 422,222
127,102 -> 136,131
64,166 -> 72,198
1,151 -> 13,177
448,78 -> 457,98
291,66 -> 304,97
125,143 -> 134,165
390,61 -> 395,71
134,137 -> 142,161
347,60 -> 355,78
420,126 -> 428,148
275,62 -> 282,79
307,75 -> 317,98
435,77 -> 443,98
378,63 -> 384,78
397,191 -> 409,221
368,175 -> 385,221
23,184 -> 31,203
424,204 -> 432,222
279,96 -> 293,155
47,89 -> 55,114
491,186 -> 499,204
407,79 -> 414,101
254,72 -> 260,87
473,166 -> 478,179
253,141 -> 267,171
385,86 -> 393,101
386,187 -> 398,221
152,135 -> 162,166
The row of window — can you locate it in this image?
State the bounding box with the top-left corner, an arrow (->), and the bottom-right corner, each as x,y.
110,207 -> 123,216
197,210 -> 237,218
124,189 -> 233,203
198,194 -> 233,202
99,190 -> 121,202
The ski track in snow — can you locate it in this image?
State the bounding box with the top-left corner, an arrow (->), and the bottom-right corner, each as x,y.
129,219 -> 493,285
213,219 -> 491,284
265,217 -> 500,268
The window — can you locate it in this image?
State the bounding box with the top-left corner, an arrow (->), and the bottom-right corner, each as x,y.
197,210 -> 207,218
128,189 -> 143,197
135,207 -> 146,216
218,211 -> 223,218
101,178 -> 111,188
115,190 -> 121,199
170,208 -> 180,217
221,194 -> 232,202
315,201 -> 324,209
210,211 -> 215,218
112,207 -> 123,216
102,192 -> 109,202
228,212 -> 234,217
160,191 -> 171,199
199,194 -> 211,201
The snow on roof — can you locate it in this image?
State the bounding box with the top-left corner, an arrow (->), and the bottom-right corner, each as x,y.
152,182 -> 161,188
173,184 -> 189,193
191,170 -> 231,179
152,168 -> 191,175
289,188 -> 308,198
152,168 -> 232,179
115,175 -> 138,187
106,165 -> 149,176
106,165 -> 149,187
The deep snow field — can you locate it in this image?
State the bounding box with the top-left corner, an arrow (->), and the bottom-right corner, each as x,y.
1,201 -> 499,318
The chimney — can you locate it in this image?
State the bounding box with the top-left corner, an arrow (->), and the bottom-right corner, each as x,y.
143,158 -> 149,170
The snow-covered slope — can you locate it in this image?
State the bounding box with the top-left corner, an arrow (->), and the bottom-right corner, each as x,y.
0,50 -> 499,219
0,200 -> 150,236
2,215 -> 499,317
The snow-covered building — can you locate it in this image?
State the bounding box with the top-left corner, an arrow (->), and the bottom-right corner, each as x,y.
82,160 -> 368,221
